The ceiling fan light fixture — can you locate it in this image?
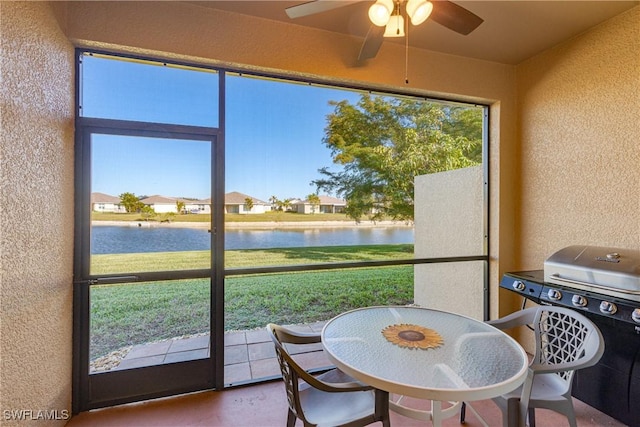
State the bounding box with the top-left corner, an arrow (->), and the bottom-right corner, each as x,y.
406,0 -> 433,26
384,14 -> 405,37
368,0 -> 393,26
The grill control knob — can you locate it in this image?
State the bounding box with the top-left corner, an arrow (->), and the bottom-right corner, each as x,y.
512,281 -> 526,291
632,309 -> 640,323
572,295 -> 588,307
600,301 -> 618,315
547,289 -> 562,301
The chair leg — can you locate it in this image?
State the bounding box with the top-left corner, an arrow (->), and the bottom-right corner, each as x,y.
564,399 -> 578,427
567,411 -> 577,427
286,409 -> 297,427
460,401 -> 467,423
528,408 -> 535,427
375,389 -> 390,427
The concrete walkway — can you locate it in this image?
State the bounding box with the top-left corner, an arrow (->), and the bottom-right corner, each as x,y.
102,321 -> 330,386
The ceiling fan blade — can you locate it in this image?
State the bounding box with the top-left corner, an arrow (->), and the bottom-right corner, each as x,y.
285,0 -> 362,19
430,0 -> 483,35
358,25 -> 385,60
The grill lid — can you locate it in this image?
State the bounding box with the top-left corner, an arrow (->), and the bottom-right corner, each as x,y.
544,245 -> 640,298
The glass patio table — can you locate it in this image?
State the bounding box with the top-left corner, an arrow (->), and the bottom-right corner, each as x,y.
321,306 -> 528,426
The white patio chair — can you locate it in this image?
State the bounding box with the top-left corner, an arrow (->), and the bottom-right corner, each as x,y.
460,306 -> 604,427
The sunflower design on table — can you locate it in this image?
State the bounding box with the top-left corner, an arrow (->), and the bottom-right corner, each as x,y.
382,323 -> 444,350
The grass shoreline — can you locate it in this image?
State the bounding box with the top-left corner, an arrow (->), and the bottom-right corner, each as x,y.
91,211 -> 414,227
92,244 -> 414,274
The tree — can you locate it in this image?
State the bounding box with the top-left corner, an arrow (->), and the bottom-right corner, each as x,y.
307,193 -> 321,214
277,198 -> 292,212
442,106 -> 484,163
162,212 -> 176,223
119,192 -> 144,213
244,197 -> 254,213
140,204 -> 156,221
176,200 -> 186,214
269,195 -> 280,211
312,94 -> 482,222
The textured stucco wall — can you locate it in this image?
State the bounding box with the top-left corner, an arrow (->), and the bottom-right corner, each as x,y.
62,1 -> 513,101
0,2 -> 75,425
0,1 -> 635,416
414,166 -> 485,320
515,6 -> 640,269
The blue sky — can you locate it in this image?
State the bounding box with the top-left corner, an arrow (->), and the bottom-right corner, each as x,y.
83,55 -> 360,201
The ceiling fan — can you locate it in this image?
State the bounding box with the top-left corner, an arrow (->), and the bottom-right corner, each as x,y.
285,0 -> 484,60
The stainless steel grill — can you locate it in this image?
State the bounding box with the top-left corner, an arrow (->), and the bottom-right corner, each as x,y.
544,245 -> 640,302
501,245 -> 640,427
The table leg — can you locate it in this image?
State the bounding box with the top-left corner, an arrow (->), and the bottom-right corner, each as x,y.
389,398 -> 463,425
432,400 -> 443,426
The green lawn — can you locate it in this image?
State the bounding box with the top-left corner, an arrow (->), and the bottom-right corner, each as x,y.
91,244 -> 414,273
89,245 -> 414,359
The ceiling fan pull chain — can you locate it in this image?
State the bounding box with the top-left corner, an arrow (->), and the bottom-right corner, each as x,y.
405,10 -> 410,84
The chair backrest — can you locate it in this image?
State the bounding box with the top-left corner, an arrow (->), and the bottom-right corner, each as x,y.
531,306 -> 605,385
266,323 -> 322,424
267,323 -> 387,427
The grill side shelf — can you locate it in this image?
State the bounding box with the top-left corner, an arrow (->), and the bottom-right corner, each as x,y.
500,271 -> 544,303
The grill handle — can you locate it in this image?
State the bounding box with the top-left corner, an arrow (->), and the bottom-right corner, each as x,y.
548,273 -> 640,296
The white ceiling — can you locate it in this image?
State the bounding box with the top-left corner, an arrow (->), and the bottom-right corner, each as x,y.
191,1 -> 638,64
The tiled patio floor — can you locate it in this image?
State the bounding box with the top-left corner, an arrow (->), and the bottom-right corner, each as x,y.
79,321 -> 628,427
109,321 -> 330,385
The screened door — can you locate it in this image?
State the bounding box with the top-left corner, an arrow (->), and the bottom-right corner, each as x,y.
73,122 -> 224,412
73,52 -> 225,412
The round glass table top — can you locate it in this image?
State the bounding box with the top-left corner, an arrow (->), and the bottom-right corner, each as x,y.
322,306 -> 528,401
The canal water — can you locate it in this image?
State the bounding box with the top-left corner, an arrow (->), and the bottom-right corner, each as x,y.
91,225 -> 414,254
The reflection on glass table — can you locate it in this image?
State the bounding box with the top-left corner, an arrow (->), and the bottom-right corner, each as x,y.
321,306 -> 528,426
